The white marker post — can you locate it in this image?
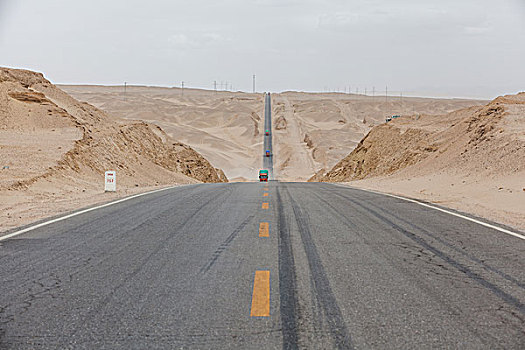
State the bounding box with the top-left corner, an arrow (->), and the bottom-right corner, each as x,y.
105,171 -> 116,192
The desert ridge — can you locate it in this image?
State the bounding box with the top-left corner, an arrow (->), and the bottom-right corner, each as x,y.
2,67 -> 520,233
63,85 -> 487,182
0,68 -> 227,232
314,92 -> 525,231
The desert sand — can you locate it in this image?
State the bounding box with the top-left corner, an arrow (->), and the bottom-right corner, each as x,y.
0,68 -> 226,233
4,68 -> 517,234
62,85 -> 486,182
61,85 -> 266,182
316,93 -> 525,231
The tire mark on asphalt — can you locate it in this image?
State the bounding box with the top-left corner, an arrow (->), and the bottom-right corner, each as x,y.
285,186 -> 354,350
200,215 -> 255,274
329,189 -> 525,316
362,195 -> 525,291
65,186 -> 233,338
320,184 -> 525,292
0,193 -> 216,344
0,184 -> 207,295
276,185 -> 299,350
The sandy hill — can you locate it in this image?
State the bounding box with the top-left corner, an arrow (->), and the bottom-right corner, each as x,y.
0,68 -> 226,231
62,85 -> 486,181
61,85 -> 265,181
271,92 -> 486,181
314,93 -> 525,230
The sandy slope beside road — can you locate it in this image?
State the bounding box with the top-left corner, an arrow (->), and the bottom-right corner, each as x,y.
345,172 -> 525,232
62,85 -> 266,181
1,68 -> 224,233
316,92 -> 525,232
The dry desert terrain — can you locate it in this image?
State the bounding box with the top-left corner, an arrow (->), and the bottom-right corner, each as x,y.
0,68 -> 226,232
2,68 -> 522,233
62,85 -> 486,182
316,93 -> 525,231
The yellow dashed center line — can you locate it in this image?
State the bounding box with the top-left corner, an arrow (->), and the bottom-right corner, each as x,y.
263,192 -> 269,197
250,270 -> 270,317
259,222 -> 269,238
262,202 -> 269,209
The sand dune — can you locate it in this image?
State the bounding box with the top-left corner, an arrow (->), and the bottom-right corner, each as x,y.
62,85 -> 265,181
3,71 -> 516,232
315,93 -> 525,231
0,68 -> 226,232
63,86 -> 486,181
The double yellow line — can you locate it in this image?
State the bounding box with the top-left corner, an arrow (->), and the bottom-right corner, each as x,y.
251,186 -> 271,317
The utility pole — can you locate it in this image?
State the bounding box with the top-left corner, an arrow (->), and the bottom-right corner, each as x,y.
124,82 -> 127,94
253,74 -> 256,93
372,86 -> 375,100
385,86 -> 388,102
214,80 -> 217,93
365,87 -> 367,96
181,81 -> 184,96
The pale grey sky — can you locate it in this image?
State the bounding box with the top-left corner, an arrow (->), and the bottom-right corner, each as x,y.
0,0 -> 524,98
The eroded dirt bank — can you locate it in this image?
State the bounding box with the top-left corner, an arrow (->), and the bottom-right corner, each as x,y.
0,68 -> 226,232
315,93 -> 525,231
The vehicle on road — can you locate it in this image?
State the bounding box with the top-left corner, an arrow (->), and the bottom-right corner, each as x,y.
265,150 -> 271,157
386,115 -> 400,123
265,129 -> 270,136
259,169 -> 269,182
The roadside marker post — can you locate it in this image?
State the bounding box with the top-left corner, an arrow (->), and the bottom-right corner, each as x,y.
105,171 -> 116,192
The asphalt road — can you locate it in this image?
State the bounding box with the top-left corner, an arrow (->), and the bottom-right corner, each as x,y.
1,182 -> 524,349
262,93 -> 274,178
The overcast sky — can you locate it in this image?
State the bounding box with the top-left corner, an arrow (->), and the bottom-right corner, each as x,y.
0,0 -> 524,98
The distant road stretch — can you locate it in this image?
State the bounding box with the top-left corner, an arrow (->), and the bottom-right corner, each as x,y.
1,182 -> 524,349
263,92 -> 274,178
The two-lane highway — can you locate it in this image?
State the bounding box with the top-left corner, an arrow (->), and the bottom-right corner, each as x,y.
1,182 -> 525,348
263,93 -> 274,179
1,93 -> 525,349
